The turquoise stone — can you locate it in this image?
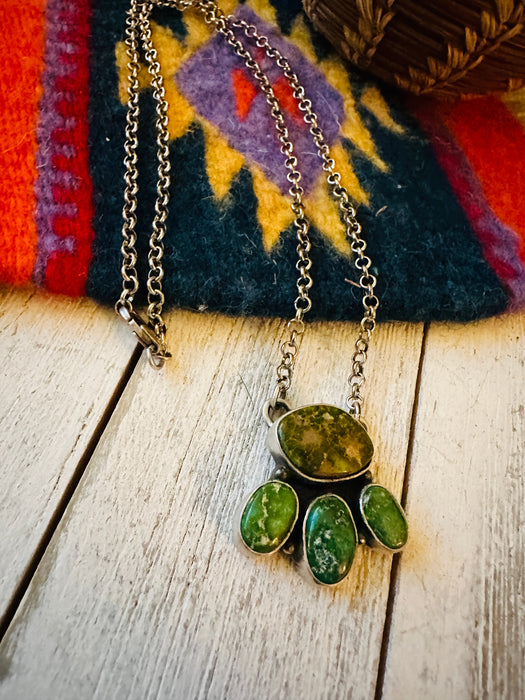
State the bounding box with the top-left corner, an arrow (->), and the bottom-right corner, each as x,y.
360,484 -> 408,550
277,404 -> 373,480
240,481 -> 298,554
304,494 -> 357,585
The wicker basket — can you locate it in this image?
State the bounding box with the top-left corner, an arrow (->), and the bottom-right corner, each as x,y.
303,0 -> 525,97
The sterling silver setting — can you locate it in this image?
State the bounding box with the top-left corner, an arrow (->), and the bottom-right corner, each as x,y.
298,493 -> 358,587
235,480 -> 300,558
358,483 -> 408,552
266,403 -> 374,484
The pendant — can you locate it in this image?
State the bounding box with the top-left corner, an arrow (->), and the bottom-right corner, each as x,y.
237,404 -> 408,586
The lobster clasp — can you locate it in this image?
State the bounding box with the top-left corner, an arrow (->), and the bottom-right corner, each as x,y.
117,304 -> 171,369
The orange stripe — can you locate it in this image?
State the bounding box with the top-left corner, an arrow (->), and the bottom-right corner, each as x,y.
442,97 -> 525,260
0,1 -> 45,285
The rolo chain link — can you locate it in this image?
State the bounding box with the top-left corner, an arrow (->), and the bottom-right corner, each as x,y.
119,0 -> 379,418
117,0 -> 172,368
191,0 -> 314,410
227,12 -> 379,419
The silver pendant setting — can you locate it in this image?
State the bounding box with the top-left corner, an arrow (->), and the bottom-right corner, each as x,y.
237,403 -> 408,587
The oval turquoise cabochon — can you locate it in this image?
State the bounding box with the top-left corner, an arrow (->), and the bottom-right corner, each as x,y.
304,494 -> 357,585
360,484 -> 408,551
277,404 -> 374,480
240,480 -> 299,554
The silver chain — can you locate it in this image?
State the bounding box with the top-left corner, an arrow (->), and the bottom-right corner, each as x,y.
227,13 -> 379,418
118,0 -> 379,418
116,0 -> 172,368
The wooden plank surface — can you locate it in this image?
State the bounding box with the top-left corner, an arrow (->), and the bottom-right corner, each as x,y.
383,313 -> 525,700
0,309 -> 423,699
0,288 -> 137,620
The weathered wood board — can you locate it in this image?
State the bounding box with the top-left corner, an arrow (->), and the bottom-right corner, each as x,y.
0,310 -> 423,699
383,314 -> 525,700
0,288 -> 137,620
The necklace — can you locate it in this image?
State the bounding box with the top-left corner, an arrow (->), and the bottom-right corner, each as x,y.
117,0 -> 408,587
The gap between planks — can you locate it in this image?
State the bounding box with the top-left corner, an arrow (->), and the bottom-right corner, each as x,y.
0,288 -> 141,624
374,322 -> 429,700
0,343 -> 143,641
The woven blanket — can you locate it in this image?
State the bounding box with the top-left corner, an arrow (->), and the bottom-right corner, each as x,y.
2,0 -> 525,322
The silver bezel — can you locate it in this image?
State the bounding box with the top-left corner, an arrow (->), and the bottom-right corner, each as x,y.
359,483 -> 408,552
300,493 -> 358,587
235,480 -> 299,558
266,403 -> 373,483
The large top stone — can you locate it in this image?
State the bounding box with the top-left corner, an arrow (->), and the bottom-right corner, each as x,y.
277,404 -> 374,480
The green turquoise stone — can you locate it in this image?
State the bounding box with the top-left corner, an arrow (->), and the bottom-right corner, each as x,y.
277,404 -> 373,480
360,485 -> 408,550
304,494 -> 357,585
240,481 -> 298,554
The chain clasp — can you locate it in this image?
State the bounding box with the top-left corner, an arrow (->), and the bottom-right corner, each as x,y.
117,304 -> 171,369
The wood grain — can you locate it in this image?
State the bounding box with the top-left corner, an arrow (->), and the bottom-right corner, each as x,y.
0,311 -> 423,699
383,313 -> 525,700
0,288 -> 137,618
